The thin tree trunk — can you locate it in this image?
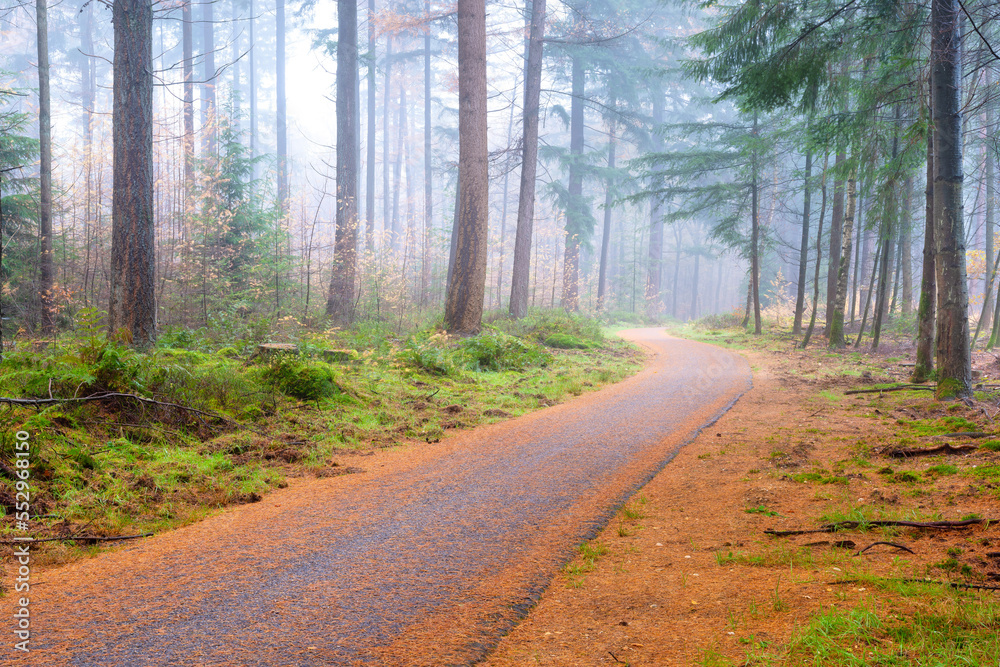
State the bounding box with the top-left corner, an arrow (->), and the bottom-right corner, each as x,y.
901,177 -> 914,315
597,119 -> 616,312
383,37 -> 394,247
182,1 -> 194,184
249,0 -> 257,163
365,0 -> 376,252
496,77 -> 518,309
913,98 -> 936,379
508,0 -> 545,318
445,0 -> 488,332
849,194 -> 863,323
326,0 -> 359,324
36,0 -> 54,332
422,2 -> 432,300
645,88 -> 665,318
109,0 -> 156,348
825,172 -> 845,331
802,154 -> 830,348
202,0 -> 216,155
984,80 -> 995,329
829,168 -> 857,347
792,149 -> 813,334
931,0 -> 971,398
276,0 -> 288,212
561,46 -> 585,311
750,114 -> 761,334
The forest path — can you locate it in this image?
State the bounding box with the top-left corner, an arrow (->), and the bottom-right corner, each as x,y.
22,329 -> 750,667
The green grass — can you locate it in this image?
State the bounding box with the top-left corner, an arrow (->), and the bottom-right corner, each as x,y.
0,316 -> 643,560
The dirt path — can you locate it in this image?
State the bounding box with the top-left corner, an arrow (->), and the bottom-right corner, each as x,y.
11,330 -> 750,667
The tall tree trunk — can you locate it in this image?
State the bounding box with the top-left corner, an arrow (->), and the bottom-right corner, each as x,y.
802,154 -> 830,348
36,0 -> 54,332
391,86 -> 405,249
561,48 -> 585,311
366,0 -> 377,252
444,0 -> 488,332
109,0 -> 156,348
249,0 -> 257,163
645,88 -> 665,317
597,118 -> 616,312
181,2 -> 194,186
872,120 -> 900,350
276,0 -> 288,212
829,167 -> 857,347
231,0 -> 241,127
901,177 -> 914,315
508,0 -> 546,318
690,252 -> 700,320
422,1 -> 432,300
825,172 -> 845,332
931,0 -> 971,398
849,195 -> 863,323
201,0 -> 216,155
913,102 -> 936,379
496,77 -> 518,308
750,114 -> 762,334
984,81 -> 996,330
792,149 -> 813,334
326,0 -> 359,324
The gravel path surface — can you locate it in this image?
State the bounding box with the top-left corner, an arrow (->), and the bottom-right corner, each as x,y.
14,329 -> 750,667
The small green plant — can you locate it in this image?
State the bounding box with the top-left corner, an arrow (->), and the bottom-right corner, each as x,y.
745,505 -> 780,517
262,357 -> 339,401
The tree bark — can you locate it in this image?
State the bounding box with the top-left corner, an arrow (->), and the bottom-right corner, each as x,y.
645,88 -> 665,318
422,1 -> 433,301
276,0 -> 288,212
931,0 -> 971,398
561,47 -> 586,311
984,77 -> 995,331
201,0 -> 216,155
750,113 -> 762,334
792,149 -> 813,334
444,0 -> 488,332
802,154 -> 830,348
597,117 -> 616,312
901,176 -> 914,315
913,101 -> 936,379
326,0 -> 360,324
249,0 -> 257,164
182,1 -> 195,185
109,0 -> 156,348
829,168 -> 857,347
508,0 -> 546,318
36,0 -> 54,332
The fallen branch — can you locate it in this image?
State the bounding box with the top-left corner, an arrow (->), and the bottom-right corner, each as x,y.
828,577 -> 1000,592
855,541 -> 916,556
0,392 -> 232,423
765,518 -> 996,536
845,384 -> 934,395
0,532 -> 152,545
879,443 -> 979,458
926,432 -> 994,440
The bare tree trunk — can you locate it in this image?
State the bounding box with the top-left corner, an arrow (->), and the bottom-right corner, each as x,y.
182,1 -> 195,184
802,154 -> 830,348
422,1 -> 432,300
750,114 -> 762,334
645,88 -> 665,318
597,117 -> 616,312
508,0 -> 545,318
36,0 -> 54,332
276,0 -> 288,212
383,37 -> 394,247
366,0 -> 377,252
249,0 -> 257,163
792,149 -> 813,334
326,0 -> 359,324
913,100 -> 936,378
444,0 -> 488,332
829,168 -> 857,347
931,0 -> 971,398
496,77 -> 518,309
901,177 -> 914,315
561,47 -> 585,311
201,0 -> 216,155
109,0 -> 156,348
984,79 -> 995,330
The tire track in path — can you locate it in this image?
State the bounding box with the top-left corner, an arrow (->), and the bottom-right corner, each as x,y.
16,329 -> 750,667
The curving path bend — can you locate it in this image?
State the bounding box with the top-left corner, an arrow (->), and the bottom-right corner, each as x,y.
12,329 -> 750,667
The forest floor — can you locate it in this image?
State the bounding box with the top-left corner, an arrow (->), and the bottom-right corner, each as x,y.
480,326 -> 1000,667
